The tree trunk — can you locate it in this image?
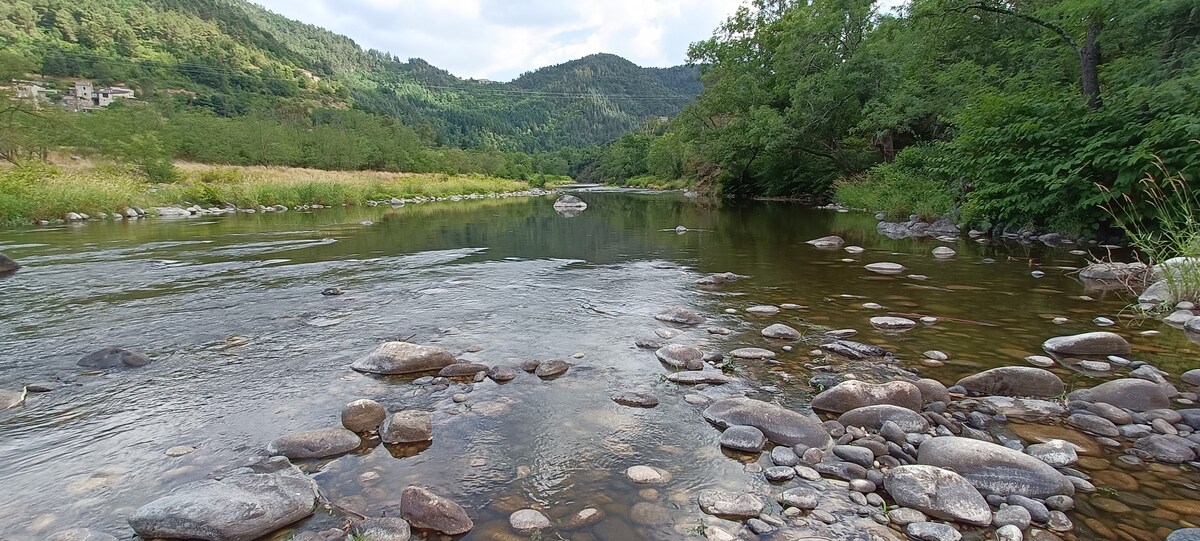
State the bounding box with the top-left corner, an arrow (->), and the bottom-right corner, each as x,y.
1079,21 -> 1102,110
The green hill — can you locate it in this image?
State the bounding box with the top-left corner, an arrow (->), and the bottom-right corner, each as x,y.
0,0 -> 700,151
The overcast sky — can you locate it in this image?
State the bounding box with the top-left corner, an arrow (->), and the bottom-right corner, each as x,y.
253,0 -> 906,82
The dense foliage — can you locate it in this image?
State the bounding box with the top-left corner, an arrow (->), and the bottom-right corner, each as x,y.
0,0 -> 699,152
580,0 -> 1200,233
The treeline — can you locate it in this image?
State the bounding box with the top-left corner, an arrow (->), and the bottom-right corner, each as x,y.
580,0 -> 1200,233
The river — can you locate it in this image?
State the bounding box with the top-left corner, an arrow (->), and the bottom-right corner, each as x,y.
0,189 -> 1197,540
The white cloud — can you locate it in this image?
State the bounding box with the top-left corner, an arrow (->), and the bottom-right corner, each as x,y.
252,0 -> 745,80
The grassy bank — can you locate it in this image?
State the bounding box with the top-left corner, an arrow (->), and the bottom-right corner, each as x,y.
0,161 -> 540,226
618,175 -> 693,190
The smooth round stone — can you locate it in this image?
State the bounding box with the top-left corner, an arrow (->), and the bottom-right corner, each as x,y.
1094,316 -> 1116,326
625,465 -> 669,484
765,466 -> 796,481
1025,355 -> 1055,367
771,446 -> 800,467
865,262 -> 906,274
1167,528 -> 1200,541
849,478 -> 876,493
906,522 -> 962,541
720,425 -> 767,452
165,446 -> 196,457
1052,317 -> 1069,324
746,305 -> 781,315
870,316 -> 918,330
920,316 -> 939,324
932,247 -> 956,259
1078,360 -> 1112,372
1031,270 -> 1046,278
509,509 -> 551,532
924,350 -> 948,361
863,302 -> 884,309
730,347 -> 776,360
845,246 -> 865,254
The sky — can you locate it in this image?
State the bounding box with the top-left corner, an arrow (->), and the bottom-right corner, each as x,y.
253,0 -> 906,82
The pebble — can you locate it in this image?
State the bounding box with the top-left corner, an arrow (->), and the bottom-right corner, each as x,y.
1052,317 -> 1069,324
923,350 -> 948,361
1094,316 -> 1115,326
1031,270 -> 1046,278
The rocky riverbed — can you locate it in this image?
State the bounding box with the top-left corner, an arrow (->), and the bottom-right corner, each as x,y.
2,192 -> 1199,541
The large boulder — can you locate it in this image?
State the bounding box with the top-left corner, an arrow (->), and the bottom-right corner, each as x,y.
839,405 -> 930,433
1067,378 -> 1171,412
1042,332 -> 1131,356
266,428 -> 361,459
884,465 -> 992,526
702,398 -> 831,448
400,486 -> 473,535
0,252 -> 18,275
955,367 -> 1065,398
811,380 -> 923,413
380,411 -> 433,444
128,466 -> 318,541
553,195 -> 587,210
917,437 -> 1075,499
654,307 -> 705,325
351,342 -> 456,375
77,347 -> 151,369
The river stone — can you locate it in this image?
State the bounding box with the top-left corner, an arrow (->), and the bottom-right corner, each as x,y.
1042,332 -> 1131,356
870,316 -> 918,330
267,428 -> 360,459
655,307 -> 705,325
956,367 -> 1065,398
625,465 -> 669,484
1168,529 -> 1200,541
807,235 -> 845,248
0,252 -> 18,276
488,365 -> 518,382
778,488 -> 819,510
46,529 -> 118,541
612,392 -> 659,408
696,272 -> 747,286
702,397 -> 831,448
762,323 -> 801,340
812,380 -> 923,413
883,465 -> 991,526
1183,369 -> 1200,387
77,347 -> 151,368
839,405 -> 930,433
380,411 -> 433,444
400,486 -> 473,535
553,194 -> 587,209
719,425 -> 766,452
1026,440 -> 1078,467
655,344 -> 703,368
865,262 -> 906,274
915,379 -> 951,405
341,399 -> 387,433
354,518 -> 411,541
917,437 -> 1074,498
0,389 -> 23,410
1066,413 -> 1118,437
697,490 -> 763,518
1068,378 -> 1171,412
771,445 -> 800,467
352,342 -> 456,375
730,347 -> 776,360
995,504 -> 1032,530
128,465 -> 318,541
820,340 -> 889,359
438,363 -> 489,378
888,508 -> 928,526
509,509 -> 551,532
746,305 -> 782,315
667,371 -> 733,384
906,522 -> 962,541
932,246 -> 956,259
1134,434 -> 1197,463
534,359 -> 570,378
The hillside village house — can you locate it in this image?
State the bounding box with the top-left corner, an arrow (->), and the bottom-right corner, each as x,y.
59,79 -> 137,111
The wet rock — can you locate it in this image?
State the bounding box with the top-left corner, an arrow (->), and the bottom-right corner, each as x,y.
165,445 -> 196,457
918,437 -> 1074,498
438,363 -> 489,378
778,488 -> 819,510
1025,355 -> 1055,368
553,194 -> 587,210
807,235 -> 845,248
703,398 -> 831,448
1066,413 -> 1119,437
1182,369 -> 1200,387
655,307 -> 705,325
1042,332 -> 1132,356
1168,529 -> 1200,541
914,379 -> 950,405
696,490 -> 763,518
820,339 -> 889,360
562,507 -> 604,529
667,371 -> 733,384
0,252 -> 20,275
729,347 -> 776,360
870,316 -> 918,330
906,521 -> 962,541
635,338 -> 665,350
509,509 -> 551,532
341,399 -> 387,433
771,446 -> 800,467
865,262 -> 906,274
488,365 -> 518,382
833,444 -> 875,468
762,323 -> 801,340
354,518 -> 411,541
0,389 -> 23,410
720,425 -> 766,452
695,272 -> 747,286
746,305 -> 781,315
625,465 -> 669,484
400,486 -> 473,535
1134,434 -> 1197,463
612,392 -> 659,408
352,342 -> 456,375
812,380 -> 923,413
955,367 -> 1064,398
1026,440 -> 1078,467
1068,378 -> 1171,412
77,347 -> 151,369
975,396 -> 1065,421
128,465 -> 318,541
655,344 -> 703,368
839,405 -> 930,433
46,529 -> 118,541
765,466 -> 796,481
994,504 -> 1032,529
996,525 -> 1022,541
888,508 -> 927,526
534,359 -> 570,378
267,428 -> 360,459
884,465 -> 991,526
1080,262 -> 1150,283
380,411 -> 433,444
932,247 -> 956,259
1008,495 -> 1050,523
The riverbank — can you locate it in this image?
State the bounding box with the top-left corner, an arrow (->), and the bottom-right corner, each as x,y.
0,161 -> 550,227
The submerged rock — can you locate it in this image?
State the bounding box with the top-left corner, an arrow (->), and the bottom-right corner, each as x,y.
666,371 -> 733,384
655,345 -> 703,369
400,486 -> 474,535
703,397 -> 831,448
761,323 -> 801,340
695,272 -> 748,286
509,509 -> 551,533
380,411 -> 433,444
719,425 -> 766,452
839,404 -> 930,432
654,307 -> 705,325
351,342 -> 456,375
819,340 -> 889,360
697,490 -> 763,518
612,392 -> 660,408
729,347 -> 776,360
1042,332 -> 1131,356
811,380 -> 923,413
128,465 -> 318,541
884,465 -> 992,526
865,262 -> 906,274
870,316 -> 918,330
955,367 -> 1065,398
267,428 -> 360,459
918,437 -> 1075,499
0,252 -> 19,275
806,235 -> 845,248
1,389 -> 24,410
77,347 -> 151,369
45,529 -> 117,541
354,518 -> 411,541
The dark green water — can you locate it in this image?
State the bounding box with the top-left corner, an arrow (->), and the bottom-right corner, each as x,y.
0,189 -> 1196,540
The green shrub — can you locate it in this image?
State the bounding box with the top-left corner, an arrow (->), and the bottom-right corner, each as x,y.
835,145 -> 956,221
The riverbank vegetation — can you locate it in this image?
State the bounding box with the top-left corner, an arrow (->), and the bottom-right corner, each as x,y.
573,0 -> 1200,234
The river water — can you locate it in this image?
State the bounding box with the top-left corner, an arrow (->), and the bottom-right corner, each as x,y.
0,189 -> 1197,540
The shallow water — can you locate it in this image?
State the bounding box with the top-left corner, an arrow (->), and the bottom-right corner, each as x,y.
0,190 -> 1197,540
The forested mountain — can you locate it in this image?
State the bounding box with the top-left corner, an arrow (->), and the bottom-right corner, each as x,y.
0,0 -> 700,151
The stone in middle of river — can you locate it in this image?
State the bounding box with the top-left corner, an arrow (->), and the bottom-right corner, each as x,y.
655,344 -> 703,369
703,397 -> 831,448
351,342 -> 456,375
